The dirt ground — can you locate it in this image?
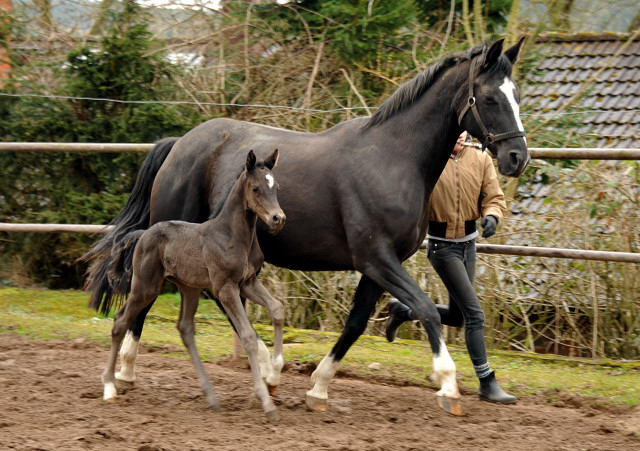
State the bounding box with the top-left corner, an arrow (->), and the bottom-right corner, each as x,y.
1,334 -> 638,451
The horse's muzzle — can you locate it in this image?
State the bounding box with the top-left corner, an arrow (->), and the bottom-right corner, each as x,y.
268,213 -> 286,234
498,148 -> 530,178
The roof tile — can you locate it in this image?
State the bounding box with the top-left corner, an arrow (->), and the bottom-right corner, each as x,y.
524,33 -> 640,148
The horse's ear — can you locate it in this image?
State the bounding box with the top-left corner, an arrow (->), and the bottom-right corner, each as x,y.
482,38 -> 504,70
264,148 -> 279,171
246,150 -> 257,171
504,36 -> 525,64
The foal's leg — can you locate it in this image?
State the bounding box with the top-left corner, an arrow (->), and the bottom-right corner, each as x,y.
218,283 -> 278,421
116,306 -> 155,382
241,278 -> 285,394
103,275 -> 162,401
212,294 -> 249,360
115,302 -> 154,383
176,285 -> 220,409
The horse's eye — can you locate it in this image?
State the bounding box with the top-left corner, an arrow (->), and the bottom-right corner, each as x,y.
485,96 -> 497,104
252,187 -> 259,193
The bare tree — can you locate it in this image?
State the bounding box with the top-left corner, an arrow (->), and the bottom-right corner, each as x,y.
548,0 -> 574,31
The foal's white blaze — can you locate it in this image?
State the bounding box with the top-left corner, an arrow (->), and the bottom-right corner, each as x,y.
499,77 -> 527,144
432,338 -> 460,399
265,173 -> 274,189
115,330 -> 138,382
306,354 -> 339,400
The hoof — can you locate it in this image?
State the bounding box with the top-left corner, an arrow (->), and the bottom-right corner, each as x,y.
105,397 -> 117,403
265,409 -> 279,422
103,382 -> 117,402
436,395 -> 462,416
267,384 -> 278,397
305,393 -> 328,412
207,397 -> 222,411
115,372 -> 136,383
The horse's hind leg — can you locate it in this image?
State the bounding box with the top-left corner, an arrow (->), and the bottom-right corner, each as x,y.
219,284 -> 278,421
115,302 -> 154,383
241,279 -> 285,395
103,303 -> 130,401
103,276 -> 161,401
176,285 -> 220,409
305,274 -> 383,412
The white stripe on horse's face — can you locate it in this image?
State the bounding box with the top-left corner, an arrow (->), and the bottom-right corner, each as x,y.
499,77 -> 527,144
266,173 -> 274,189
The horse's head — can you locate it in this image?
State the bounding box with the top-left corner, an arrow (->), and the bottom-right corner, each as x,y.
244,149 -> 286,233
456,37 -> 530,177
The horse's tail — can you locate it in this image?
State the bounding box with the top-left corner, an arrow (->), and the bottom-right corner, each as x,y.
79,137 -> 179,315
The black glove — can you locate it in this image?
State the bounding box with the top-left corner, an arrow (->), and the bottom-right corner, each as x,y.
481,215 -> 497,238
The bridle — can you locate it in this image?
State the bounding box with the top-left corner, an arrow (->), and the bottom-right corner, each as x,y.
457,56 -> 526,154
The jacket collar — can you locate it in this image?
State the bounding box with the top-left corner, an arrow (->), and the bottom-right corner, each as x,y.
451,145 -> 469,160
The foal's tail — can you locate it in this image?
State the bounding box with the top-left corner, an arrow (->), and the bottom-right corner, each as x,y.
79,137 -> 179,315
106,229 -> 145,298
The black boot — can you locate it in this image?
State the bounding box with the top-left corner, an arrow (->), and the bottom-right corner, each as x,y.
478,371 -> 517,404
385,298 -> 413,342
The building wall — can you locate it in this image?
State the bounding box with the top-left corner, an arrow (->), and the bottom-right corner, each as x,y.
0,0 -> 11,81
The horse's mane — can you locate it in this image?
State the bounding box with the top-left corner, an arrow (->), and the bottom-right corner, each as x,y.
365,44 -> 489,129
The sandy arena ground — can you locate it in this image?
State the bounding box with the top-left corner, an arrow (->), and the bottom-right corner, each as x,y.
1,333 -> 638,450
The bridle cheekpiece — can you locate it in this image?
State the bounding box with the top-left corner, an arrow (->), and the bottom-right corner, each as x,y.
457,56 -> 526,155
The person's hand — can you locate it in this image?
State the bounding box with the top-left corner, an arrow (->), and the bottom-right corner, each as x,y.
481,215 -> 497,238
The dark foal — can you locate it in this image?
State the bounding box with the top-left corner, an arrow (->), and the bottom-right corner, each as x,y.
101,149 -> 286,420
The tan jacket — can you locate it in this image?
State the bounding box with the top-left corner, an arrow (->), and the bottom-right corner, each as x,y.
428,146 -> 506,240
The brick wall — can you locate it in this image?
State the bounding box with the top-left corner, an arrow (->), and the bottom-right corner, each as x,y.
0,0 -> 11,81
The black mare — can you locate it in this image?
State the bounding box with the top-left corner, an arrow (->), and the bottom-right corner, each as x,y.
83,38 -> 529,415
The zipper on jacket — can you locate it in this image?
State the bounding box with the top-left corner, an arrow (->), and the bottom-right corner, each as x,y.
453,155 -> 460,238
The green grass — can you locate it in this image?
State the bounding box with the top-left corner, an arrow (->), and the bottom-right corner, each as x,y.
1,287 -> 639,408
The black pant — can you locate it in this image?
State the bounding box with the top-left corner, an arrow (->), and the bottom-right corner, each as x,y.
427,238 -> 491,378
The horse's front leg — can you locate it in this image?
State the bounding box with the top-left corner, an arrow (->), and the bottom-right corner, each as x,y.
362,257 -> 461,415
218,283 -> 278,421
241,278 -> 285,395
305,274 -> 383,412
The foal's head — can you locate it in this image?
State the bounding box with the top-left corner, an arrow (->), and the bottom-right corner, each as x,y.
244,149 -> 286,233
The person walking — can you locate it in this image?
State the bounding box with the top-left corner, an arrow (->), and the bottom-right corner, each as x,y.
386,131 -> 516,404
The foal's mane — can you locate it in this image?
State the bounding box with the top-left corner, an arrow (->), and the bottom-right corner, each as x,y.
365,43 -> 489,129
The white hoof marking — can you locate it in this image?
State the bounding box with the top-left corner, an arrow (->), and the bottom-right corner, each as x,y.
103,382 -> 117,401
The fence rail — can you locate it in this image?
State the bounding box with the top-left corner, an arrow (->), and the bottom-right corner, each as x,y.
2,142 -> 640,159
0,142 -> 151,153
0,223 -> 113,234
1,222 -> 637,263
2,143 -> 639,264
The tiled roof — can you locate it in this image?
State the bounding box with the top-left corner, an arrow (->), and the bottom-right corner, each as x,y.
522,32 -> 640,148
